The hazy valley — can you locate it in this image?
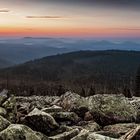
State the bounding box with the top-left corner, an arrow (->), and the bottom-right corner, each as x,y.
0,37 -> 140,68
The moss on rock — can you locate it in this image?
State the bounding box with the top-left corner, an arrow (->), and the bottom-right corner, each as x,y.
0,124 -> 48,140
87,94 -> 137,126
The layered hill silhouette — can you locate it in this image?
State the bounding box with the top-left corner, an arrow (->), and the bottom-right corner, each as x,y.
0,43 -> 73,68
0,38 -> 140,69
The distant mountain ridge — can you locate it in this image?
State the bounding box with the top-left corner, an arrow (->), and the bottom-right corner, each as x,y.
0,43 -> 73,68
0,37 -> 140,68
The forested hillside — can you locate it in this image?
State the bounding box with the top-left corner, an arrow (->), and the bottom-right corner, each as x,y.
0,50 -> 139,96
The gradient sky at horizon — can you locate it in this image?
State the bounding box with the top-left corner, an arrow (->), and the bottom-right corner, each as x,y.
0,0 -> 140,38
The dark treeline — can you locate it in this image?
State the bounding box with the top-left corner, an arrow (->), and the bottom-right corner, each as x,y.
0,72 -> 138,97
0,80 -> 130,97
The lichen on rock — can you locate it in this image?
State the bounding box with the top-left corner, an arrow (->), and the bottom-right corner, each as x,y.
23,108 -> 59,135
0,124 -> 49,140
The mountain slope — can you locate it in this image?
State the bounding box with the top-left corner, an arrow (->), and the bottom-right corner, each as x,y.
0,58 -> 14,68
1,50 -> 140,92
0,43 -> 74,65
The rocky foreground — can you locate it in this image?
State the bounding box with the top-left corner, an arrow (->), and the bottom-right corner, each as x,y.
1,90 -> 140,139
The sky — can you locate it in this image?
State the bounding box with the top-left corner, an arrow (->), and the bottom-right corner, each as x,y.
0,0 -> 140,38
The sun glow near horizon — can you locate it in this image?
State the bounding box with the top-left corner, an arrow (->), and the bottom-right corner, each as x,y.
0,0 -> 140,38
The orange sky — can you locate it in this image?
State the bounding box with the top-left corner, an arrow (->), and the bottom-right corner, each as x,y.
0,0 -> 140,38
1,26 -> 140,38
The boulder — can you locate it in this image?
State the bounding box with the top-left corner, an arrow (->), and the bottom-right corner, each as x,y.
50,112 -> 80,125
81,121 -> 100,132
71,129 -> 89,140
87,94 -> 137,126
96,131 -> 120,139
103,123 -> 139,136
0,124 -> 48,140
16,96 -> 60,109
2,95 -> 16,110
16,102 -> 33,123
2,95 -> 17,123
87,133 -> 118,140
55,92 -> 137,126
129,97 -> 140,123
49,125 -> 73,136
129,96 -> 140,109
121,125 -> 140,140
41,105 -> 63,113
0,89 -> 8,106
0,107 -> 7,117
36,132 -> 49,140
57,92 -> 88,112
17,102 -> 32,115
24,108 -> 59,135
49,128 -> 79,140
0,115 -> 11,132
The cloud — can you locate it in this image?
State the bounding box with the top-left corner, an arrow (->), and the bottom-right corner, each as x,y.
0,9 -> 10,13
113,28 -> 140,31
26,16 -> 63,19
